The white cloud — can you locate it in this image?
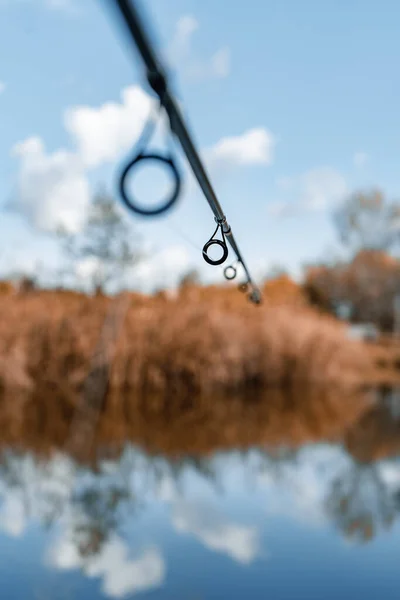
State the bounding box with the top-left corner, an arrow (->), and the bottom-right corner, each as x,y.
210,47 -> 231,79
0,81 -> 6,94
72,244 -> 193,293
168,14 -> 231,81
45,0 -> 73,9
207,127 -> 275,169
172,500 -> 260,564
185,50 -> 232,82
266,199 -> 295,217
353,151 -> 369,168
0,0 -> 79,13
10,82 -> 275,277
275,176 -> 292,191
131,244 -> 192,292
168,15 -> 199,63
267,166 -> 347,217
11,136 -> 90,232
75,255 -> 100,280
49,535 -> 165,598
64,86 -> 155,169
301,167 -> 348,210
10,85 -> 156,234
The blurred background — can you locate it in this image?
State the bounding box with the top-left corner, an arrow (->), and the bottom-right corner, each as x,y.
1,1 -> 400,598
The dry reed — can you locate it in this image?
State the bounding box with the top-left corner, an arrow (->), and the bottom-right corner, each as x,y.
0,288 -> 371,399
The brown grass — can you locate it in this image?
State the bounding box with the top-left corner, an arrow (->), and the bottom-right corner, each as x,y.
0,287 -> 371,399
0,286 -> 386,465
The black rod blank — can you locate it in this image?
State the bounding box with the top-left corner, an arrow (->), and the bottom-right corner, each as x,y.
108,0 -> 262,304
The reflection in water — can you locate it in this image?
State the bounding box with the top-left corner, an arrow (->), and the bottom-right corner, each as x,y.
172,499 -> 260,564
345,387 -> 400,462
0,385 -> 370,458
325,462 -> 396,543
49,535 -> 165,598
0,387 -> 400,598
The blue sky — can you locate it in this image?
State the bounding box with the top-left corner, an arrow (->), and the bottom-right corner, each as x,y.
0,0 -> 399,290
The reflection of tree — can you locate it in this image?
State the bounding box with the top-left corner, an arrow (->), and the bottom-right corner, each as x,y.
257,446 -> 300,480
0,448 -> 139,561
3,429 -> 400,558
344,386 -> 400,465
71,481 -> 134,559
327,386 -> 400,543
325,461 -> 397,543
0,445 -> 224,563
0,450 -> 24,488
144,452 -> 222,499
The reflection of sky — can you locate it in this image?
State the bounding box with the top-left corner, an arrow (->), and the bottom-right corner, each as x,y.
48,534 -> 165,598
0,444 -> 400,598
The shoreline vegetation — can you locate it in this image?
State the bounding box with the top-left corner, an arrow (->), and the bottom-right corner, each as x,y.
0,280 -> 373,397
0,275 -> 399,459
1,190 -> 399,434
0,277 -> 399,472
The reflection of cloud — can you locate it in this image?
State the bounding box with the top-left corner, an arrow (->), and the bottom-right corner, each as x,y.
0,491 -> 26,537
378,462 -> 400,487
157,473 -> 179,503
258,445 -> 352,527
0,451 -> 76,539
255,446 -> 400,545
172,500 -> 259,564
2,439 -> 400,597
49,534 -> 165,598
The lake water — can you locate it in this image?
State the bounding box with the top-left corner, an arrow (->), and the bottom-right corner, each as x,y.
1,388 -> 400,599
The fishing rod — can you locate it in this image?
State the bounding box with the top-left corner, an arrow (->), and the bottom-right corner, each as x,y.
107,0 -> 262,304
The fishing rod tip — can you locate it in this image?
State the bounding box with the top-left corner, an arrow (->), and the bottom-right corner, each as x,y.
248,289 -> 262,305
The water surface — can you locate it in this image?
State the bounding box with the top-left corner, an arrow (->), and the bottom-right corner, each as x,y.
1,388 -> 400,599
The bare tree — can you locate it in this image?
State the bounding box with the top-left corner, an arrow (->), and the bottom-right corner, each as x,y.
333,189 -> 400,256
263,264 -> 288,282
178,268 -> 201,289
304,250 -> 400,331
60,192 -> 143,294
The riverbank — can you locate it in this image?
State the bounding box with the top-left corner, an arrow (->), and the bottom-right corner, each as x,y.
0,287 -> 371,398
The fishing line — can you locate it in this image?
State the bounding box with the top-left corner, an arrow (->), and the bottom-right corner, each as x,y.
105,0 -> 262,305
